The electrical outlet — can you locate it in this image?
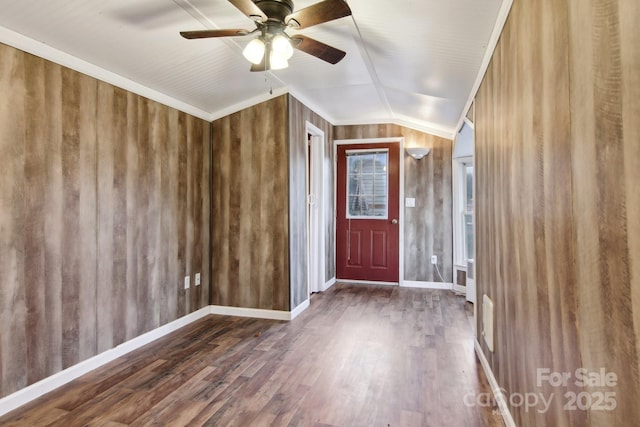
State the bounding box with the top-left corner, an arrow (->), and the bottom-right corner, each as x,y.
431,255 -> 438,265
184,275 -> 190,289
195,273 -> 201,287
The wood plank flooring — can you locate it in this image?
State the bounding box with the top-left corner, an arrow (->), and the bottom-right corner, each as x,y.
0,284 -> 503,426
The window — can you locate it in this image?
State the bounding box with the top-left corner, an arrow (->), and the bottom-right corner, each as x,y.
346,150 -> 388,218
454,157 -> 474,267
463,164 -> 474,261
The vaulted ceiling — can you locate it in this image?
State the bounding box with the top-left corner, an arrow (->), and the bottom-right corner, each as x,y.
0,0 -> 509,139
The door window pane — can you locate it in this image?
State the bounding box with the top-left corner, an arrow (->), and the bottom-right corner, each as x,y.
347,151 -> 388,218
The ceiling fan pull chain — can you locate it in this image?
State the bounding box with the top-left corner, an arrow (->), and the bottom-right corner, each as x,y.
265,74 -> 273,95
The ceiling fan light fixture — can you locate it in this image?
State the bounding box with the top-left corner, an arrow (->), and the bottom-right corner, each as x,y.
182,0 -> 352,71
269,49 -> 289,70
243,38 -> 266,64
272,34 -> 294,59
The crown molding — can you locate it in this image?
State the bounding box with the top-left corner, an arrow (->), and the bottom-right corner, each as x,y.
332,116 -> 455,140
1,22 -> 492,136
208,86 -> 290,121
454,0 -> 514,133
0,25 -> 212,121
287,88 -> 337,124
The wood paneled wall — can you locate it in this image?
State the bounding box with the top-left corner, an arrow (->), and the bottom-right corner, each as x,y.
288,95 -> 334,304
475,0 -> 639,425
212,96 -> 289,311
334,125 -> 453,282
0,42 -> 210,399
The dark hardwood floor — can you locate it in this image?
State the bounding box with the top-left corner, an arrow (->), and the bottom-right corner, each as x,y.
0,284 -> 503,426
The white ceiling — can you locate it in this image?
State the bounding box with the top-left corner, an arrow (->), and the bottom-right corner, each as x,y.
0,0 -> 508,139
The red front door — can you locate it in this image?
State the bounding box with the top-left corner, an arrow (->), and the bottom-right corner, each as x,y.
336,143 -> 400,282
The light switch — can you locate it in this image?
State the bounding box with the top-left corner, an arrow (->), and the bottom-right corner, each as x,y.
195,273 -> 201,287
405,197 -> 416,208
184,275 -> 190,289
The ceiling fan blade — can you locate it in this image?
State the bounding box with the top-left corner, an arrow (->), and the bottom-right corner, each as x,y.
291,35 -> 346,64
228,0 -> 267,21
180,29 -> 251,39
286,0 -> 352,29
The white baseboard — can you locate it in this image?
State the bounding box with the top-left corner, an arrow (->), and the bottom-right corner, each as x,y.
0,299 -> 317,418
323,277 -> 337,291
0,306 -> 211,418
290,299 -> 310,320
337,279 -> 399,286
209,305 -> 304,321
474,339 -> 516,427
402,281 -> 453,290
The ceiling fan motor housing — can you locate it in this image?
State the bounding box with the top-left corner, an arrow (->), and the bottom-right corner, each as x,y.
253,0 -> 294,22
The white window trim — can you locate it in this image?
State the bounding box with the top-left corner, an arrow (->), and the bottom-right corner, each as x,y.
453,156 -> 473,269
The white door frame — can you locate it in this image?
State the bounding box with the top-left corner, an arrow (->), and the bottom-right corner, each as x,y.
334,137 -> 405,286
306,122 -> 326,295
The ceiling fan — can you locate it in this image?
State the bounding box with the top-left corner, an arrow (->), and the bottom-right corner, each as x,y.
180,0 -> 352,71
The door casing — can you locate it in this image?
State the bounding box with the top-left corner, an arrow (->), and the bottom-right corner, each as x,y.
306,122 -> 326,295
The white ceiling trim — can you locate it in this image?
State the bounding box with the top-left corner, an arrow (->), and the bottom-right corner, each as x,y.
209,86 -> 290,122
348,16 -> 393,118
0,25 -> 211,122
453,0 -> 514,134
289,77 -> 456,139
288,87 -> 337,123
463,117 -> 475,129
288,78 -> 457,139
0,0 -> 506,139
0,0 -> 503,141
332,117 -> 455,140
393,116 -> 455,141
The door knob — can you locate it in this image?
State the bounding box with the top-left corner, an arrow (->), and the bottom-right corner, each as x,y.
391,219 -> 398,224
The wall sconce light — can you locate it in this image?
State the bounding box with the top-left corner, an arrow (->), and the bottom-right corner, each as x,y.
406,147 -> 430,160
